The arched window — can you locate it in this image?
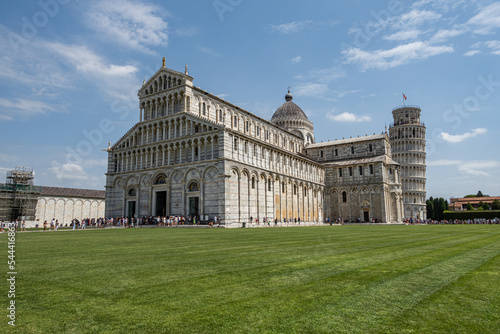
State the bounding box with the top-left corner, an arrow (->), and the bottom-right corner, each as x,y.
342,191 -> 347,203
251,177 -> 255,189
188,181 -> 199,192
128,188 -> 136,196
155,176 -> 166,185
268,179 -> 272,191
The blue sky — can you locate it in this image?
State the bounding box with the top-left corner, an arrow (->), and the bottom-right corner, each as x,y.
0,0 -> 499,200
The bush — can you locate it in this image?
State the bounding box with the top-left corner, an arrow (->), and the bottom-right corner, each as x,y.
443,210 -> 500,220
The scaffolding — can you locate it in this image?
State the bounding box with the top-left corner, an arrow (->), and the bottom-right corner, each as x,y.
0,167 -> 42,221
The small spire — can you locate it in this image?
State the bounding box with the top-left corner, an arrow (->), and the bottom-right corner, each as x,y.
185,64 -> 189,75
162,56 -> 166,67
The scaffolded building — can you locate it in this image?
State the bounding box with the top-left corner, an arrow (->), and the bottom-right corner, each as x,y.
0,167 -> 42,221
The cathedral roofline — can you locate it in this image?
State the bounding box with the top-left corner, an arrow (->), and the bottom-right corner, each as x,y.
191,86 -> 305,141
307,133 -> 388,148
321,155 -> 400,167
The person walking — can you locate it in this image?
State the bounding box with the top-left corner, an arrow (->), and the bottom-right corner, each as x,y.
21,220 -> 26,231
43,220 -> 48,231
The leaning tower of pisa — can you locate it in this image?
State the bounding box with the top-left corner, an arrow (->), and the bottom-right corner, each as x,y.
389,105 -> 427,220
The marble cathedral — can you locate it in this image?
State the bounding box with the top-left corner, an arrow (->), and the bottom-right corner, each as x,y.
105,59 -> 415,226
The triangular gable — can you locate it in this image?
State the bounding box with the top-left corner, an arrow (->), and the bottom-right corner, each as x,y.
138,66 -> 193,97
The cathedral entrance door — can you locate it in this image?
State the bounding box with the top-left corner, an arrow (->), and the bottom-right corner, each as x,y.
128,201 -> 136,218
155,191 -> 167,216
189,197 -> 199,217
364,211 -> 369,222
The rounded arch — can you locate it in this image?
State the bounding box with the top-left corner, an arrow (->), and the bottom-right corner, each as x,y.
240,167 -> 250,177
203,165 -> 219,180
152,170 -> 168,184
126,176 -> 138,187
250,170 -> 259,180
187,179 -> 200,192
183,167 -> 201,180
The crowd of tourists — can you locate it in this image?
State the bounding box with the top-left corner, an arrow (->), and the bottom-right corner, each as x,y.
1,216 -> 498,232
0,220 -> 27,232
418,218 -> 499,225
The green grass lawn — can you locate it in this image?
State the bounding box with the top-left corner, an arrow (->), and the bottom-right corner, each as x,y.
2,225 -> 499,333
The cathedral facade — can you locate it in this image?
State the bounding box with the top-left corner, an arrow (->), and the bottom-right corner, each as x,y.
105,61 -> 404,226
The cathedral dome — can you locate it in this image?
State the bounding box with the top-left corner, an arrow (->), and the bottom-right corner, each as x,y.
271,91 -> 310,122
271,91 -> 315,144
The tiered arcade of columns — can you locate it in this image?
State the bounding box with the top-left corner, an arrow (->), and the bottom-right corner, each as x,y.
389,105 -> 427,219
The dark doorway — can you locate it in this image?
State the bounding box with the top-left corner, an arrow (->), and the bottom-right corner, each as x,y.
128,201 -> 136,218
155,191 -> 167,216
364,211 -> 369,222
189,197 -> 199,217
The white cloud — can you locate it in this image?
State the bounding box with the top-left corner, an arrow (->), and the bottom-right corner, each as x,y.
398,10 -> 441,27
0,25 -> 139,103
271,20 -> 314,34
48,163 -> 91,181
46,42 -> 138,77
326,111 -> 371,122
343,41 -> 454,71
429,159 -> 500,177
484,40 -> 500,55
467,40 -> 500,55
295,66 -> 345,84
335,90 -> 360,98
439,128 -> 487,143
291,56 -> 302,63
86,0 -> 169,52
411,0 -> 478,12
174,27 -> 198,37
384,29 -> 423,41
294,83 -> 329,98
430,29 -> 466,42
0,98 -> 55,121
467,2 -> 500,34
464,50 -> 480,56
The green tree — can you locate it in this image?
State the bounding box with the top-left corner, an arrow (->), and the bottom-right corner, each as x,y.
477,190 -> 484,197
438,198 -> 446,220
466,202 -> 474,211
464,194 -> 476,198
426,198 -> 434,219
492,199 -> 500,210
480,201 -> 490,210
